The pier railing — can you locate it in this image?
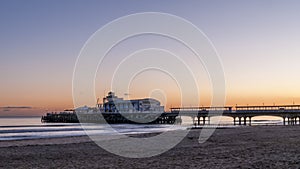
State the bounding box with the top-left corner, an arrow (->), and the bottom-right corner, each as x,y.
170,105 -> 300,125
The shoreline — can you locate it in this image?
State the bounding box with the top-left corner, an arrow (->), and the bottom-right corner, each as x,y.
1,125 -> 300,168
0,125 -> 294,147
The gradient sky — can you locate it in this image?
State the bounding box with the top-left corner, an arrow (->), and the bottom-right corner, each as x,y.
1,0 -> 300,116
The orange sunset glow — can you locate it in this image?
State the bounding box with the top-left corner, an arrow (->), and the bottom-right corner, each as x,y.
1,1 -> 300,117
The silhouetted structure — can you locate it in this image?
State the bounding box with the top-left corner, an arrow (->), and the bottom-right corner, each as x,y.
170,105 -> 300,125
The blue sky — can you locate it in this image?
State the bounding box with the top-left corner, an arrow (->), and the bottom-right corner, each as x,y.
1,0 -> 300,115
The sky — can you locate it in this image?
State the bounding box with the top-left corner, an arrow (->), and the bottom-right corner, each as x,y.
1,0 -> 300,116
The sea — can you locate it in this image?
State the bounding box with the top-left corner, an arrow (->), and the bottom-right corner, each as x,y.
0,116 -> 283,141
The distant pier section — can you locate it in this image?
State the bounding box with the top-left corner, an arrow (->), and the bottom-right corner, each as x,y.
170,105 -> 300,125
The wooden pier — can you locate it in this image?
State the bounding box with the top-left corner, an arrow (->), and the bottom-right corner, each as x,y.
170,105 -> 300,125
41,111 -> 179,124
42,105 -> 300,125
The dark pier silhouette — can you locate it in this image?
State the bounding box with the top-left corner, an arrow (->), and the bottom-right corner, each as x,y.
41,111 -> 178,124
170,105 -> 300,125
42,105 -> 300,125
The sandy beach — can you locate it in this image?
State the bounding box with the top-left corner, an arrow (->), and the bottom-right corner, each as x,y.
1,126 -> 300,169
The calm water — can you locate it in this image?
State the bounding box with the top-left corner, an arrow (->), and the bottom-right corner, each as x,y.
0,116 -> 282,141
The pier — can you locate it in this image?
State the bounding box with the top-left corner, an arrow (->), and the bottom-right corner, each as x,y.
170,105 -> 300,125
42,105 -> 300,125
42,111 -> 178,124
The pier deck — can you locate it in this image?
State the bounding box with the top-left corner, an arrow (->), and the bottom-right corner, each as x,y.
42,105 -> 300,125
170,105 -> 300,125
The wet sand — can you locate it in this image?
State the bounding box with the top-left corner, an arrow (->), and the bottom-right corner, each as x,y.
1,126 -> 300,169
